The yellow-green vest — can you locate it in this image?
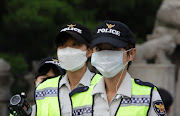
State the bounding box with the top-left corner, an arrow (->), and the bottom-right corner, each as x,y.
35,74 -> 102,116
70,78 -> 157,116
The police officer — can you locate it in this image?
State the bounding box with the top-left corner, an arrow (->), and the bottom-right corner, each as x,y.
70,21 -> 166,116
91,20 -> 166,116
32,57 -> 65,116
9,57 -> 65,116
32,23 -> 102,116
34,56 -> 66,86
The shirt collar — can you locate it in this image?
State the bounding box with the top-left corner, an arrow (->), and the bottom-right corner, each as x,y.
92,72 -> 132,98
59,73 -> 70,89
59,68 -> 94,89
92,77 -> 106,95
76,68 -> 94,87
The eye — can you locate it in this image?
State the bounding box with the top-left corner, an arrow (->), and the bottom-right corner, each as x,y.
96,47 -> 102,51
111,47 -> 118,50
72,42 -> 78,46
110,46 -> 119,50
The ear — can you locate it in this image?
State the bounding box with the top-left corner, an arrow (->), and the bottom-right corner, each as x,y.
129,48 -> 136,61
86,48 -> 93,58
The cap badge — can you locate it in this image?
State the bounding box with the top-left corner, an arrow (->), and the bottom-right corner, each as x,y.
67,24 -> 76,28
52,58 -> 59,62
106,23 -> 115,29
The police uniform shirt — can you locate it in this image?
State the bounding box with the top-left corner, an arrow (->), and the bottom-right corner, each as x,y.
31,105 -> 36,116
91,72 -> 165,116
31,68 -> 94,116
59,68 -> 94,116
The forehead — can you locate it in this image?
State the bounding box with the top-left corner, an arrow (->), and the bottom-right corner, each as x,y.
58,37 -> 79,44
94,43 -> 118,48
65,38 -> 79,43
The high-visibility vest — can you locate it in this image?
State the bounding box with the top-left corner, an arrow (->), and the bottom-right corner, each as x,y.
70,78 -> 157,116
35,74 -> 102,116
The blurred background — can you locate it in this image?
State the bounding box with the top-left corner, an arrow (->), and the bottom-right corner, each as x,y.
0,0 -> 180,116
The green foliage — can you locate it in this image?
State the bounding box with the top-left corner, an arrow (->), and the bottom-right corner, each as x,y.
0,0 -> 163,97
86,0 -> 162,39
0,0 -> 162,67
1,0 -> 72,64
0,53 -> 28,74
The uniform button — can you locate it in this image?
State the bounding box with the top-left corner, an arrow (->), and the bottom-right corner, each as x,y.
115,95 -> 121,100
107,108 -> 109,112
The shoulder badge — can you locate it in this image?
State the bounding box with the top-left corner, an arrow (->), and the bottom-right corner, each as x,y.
153,100 -> 166,116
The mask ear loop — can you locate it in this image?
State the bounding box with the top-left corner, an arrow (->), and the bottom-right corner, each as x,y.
123,48 -> 133,53
115,48 -> 133,92
115,61 -> 129,92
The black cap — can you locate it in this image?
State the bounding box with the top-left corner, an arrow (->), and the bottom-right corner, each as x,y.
35,57 -> 66,79
55,23 -> 92,45
91,20 -> 135,48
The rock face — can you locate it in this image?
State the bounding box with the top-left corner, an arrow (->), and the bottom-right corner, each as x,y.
134,35 -> 176,64
147,0 -> 180,44
0,58 -> 10,73
156,0 -> 180,28
135,0 -> 180,64
0,58 -> 12,116
0,58 -> 11,99
135,0 -> 180,65
133,0 -> 180,116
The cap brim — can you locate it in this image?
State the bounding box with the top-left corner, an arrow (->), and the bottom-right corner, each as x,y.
90,36 -> 128,48
35,62 -> 61,79
55,31 -> 87,44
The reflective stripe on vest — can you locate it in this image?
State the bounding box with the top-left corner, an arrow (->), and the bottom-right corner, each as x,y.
35,74 -> 102,116
35,76 -> 61,116
71,85 -> 94,116
115,78 -> 155,116
71,78 -> 156,116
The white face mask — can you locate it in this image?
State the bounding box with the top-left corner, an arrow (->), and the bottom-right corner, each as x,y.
57,47 -> 87,72
91,50 -> 130,78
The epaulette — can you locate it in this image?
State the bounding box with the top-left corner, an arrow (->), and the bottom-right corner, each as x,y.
134,78 -> 158,116
69,86 -> 89,97
134,79 -> 155,88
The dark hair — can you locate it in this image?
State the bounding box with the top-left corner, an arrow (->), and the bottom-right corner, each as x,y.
56,34 -> 72,48
158,88 -> 173,111
35,64 -> 61,78
124,44 -> 135,70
